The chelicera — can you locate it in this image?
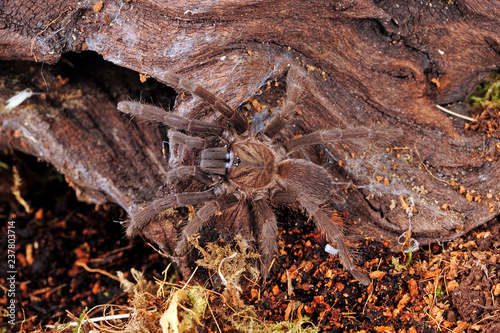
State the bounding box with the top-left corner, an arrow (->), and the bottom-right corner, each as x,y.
118,65 -> 401,285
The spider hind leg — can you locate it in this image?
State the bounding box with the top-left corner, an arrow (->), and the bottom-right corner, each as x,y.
175,194 -> 240,255
252,199 -> 279,280
273,190 -> 371,286
127,189 -> 218,237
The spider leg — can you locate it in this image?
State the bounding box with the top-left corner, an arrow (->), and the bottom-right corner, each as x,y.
168,132 -> 228,176
252,199 -> 279,280
127,189 -> 218,238
155,71 -> 248,134
273,191 -> 371,286
175,194 -> 240,255
117,101 -> 224,135
168,131 -> 213,149
284,127 -> 404,153
167,166 -> 212,185
263,65 -> 305,138
200,147 -> 229,175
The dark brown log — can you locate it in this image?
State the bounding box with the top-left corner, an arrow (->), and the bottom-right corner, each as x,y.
1,0 -> 499,265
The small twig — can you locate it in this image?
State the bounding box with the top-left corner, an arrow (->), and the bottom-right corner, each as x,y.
362,259 -> 382,315
75,261 -> 120,281
88,245 -> 134,264
218,252 -> 238,286
66,313 -> 131,327
286,269 -> 294,297
470,302 -> 500,310
176,302 -> 203,326
30,9 -> 70,61
414,143 -> 450,185
207,300 -> 222,333
482,259 -> 500,269
181,266 -> 198,290
29,284 -> 67,296
435,105 -> 477,122
11,166 -> 31,213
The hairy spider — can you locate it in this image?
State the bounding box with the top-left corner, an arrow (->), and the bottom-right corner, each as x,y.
118,65 -> 401,285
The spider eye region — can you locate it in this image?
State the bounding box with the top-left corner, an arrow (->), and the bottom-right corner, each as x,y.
228,142 -> 275,189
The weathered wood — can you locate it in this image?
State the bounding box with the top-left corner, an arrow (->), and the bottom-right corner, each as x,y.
0,58 -> 168,212
1,0 -> 499,264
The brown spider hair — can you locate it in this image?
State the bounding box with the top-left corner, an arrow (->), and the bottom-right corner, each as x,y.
118,65 -> 402,285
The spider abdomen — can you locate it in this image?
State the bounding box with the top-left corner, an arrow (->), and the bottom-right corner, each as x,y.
228,141 -> 275,189
277,159 -> 332,204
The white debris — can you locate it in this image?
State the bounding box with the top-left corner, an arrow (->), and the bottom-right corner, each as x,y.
325,244 -> 339,255
4,89 -> 35,111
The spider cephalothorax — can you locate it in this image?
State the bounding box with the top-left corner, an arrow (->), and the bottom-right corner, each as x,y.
227,141 -> 276,189
118,65 -> 401,285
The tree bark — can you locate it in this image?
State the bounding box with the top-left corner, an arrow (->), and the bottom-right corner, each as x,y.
1,0 -> 499,261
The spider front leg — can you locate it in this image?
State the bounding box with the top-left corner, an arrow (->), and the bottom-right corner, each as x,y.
127,189 -> 218,237
252,199 -> 279,280
284,127 -> 404,153
167,166 -> 212,185
117,101 -> 224,135
166,132 -> 224,182
175,194 -> 240,255
155,71 -> 248,134
263,65 -> 305,138
168,131 -> 215,149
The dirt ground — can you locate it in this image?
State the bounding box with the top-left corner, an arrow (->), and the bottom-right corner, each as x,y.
1,148 -> 499,333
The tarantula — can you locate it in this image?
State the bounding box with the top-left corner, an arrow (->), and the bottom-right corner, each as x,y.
118,65 -> 400,286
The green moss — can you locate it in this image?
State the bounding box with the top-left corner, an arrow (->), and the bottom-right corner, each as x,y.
267,317 -> 319,333
178,286 -> 208,332
73,307 -> 88,333
469,72 -> 500,108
